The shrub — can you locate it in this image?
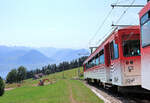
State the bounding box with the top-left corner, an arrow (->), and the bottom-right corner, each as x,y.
0,76 -> 5,96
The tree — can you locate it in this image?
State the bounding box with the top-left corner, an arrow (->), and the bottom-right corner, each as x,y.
0,76 -> 5,96
5,56 -> 88,82
26,70 -> 34,79
6,69 -> 17,83
17,66 -> 27,82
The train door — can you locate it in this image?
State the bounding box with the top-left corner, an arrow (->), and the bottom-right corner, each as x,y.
109,40 -> 121,85
104,43 -> 111,83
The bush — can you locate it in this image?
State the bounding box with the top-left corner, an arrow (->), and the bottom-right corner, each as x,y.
0,76 -> 5,96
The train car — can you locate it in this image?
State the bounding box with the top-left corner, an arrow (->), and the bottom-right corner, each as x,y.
83,26 -> 141,91
139,0 -> 150,90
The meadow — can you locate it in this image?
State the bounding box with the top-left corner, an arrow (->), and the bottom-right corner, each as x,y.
0,67 -> 104,103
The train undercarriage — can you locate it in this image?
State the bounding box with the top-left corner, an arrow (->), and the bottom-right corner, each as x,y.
86,78 -> 150,94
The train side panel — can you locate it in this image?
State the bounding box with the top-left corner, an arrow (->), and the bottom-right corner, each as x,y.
84,66 -> 108,83
110,61 -> 123,86
141,46 -> 150,90
139,1 -> 150,91
122,58 -> 141,86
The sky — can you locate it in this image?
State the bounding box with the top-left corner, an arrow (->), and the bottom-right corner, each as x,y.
0,0 -> 147,49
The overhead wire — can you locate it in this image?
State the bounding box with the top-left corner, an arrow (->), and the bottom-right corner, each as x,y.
95,0 -> 136,46
95,27 -> 115,45
115,0 -> 136,24
88,8 -> 114,45
88,0 -> 119,46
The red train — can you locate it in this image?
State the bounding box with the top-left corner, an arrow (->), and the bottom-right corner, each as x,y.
83,26 -> 141,92
83,0 -> 150,92
139,0 -> 150,90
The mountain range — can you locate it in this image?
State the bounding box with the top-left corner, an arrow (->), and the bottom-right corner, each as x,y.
0,45 -> 89,78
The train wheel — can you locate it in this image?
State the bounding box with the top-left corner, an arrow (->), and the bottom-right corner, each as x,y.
87,78 -> 90,84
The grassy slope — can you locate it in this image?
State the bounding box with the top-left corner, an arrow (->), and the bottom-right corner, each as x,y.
0,67 -> 103,103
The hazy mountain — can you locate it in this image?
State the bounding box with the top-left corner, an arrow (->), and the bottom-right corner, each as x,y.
0,46 -> 31,54
0,45 -> 89,78
37,48 -> 89,62
17,50 -> 53,64
37,47 -> 61,58
51,49 -> 89,62
0,48 -> 52,65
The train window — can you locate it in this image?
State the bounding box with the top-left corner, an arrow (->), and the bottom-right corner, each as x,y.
85,63 -> 88,69
100,50 -> 105,64
87,61 -> 91,68
114,42 -> 119,59
85,63 -> 88,70
95,55 -> 99,66
141,13 -> 148,25
87,59 -> 95,68
141,11 -> 150,25
88,61 -> 91,68
141,20 -> 150,47
92,59 -> 95,67
89,60 -> 92,68
110,41 -> 119,60
123,40 -> 140,57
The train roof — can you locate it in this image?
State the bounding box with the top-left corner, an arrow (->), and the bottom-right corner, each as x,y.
83,26 -> 140,64
139,1 -> 150,18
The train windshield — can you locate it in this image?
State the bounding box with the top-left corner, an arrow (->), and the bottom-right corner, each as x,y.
140,11 -> 150,47
123,40 -> 140,57
141,20 -> 150,47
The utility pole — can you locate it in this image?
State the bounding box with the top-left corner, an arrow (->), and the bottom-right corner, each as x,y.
78,58 -> 80,78
62,64 -> 65,79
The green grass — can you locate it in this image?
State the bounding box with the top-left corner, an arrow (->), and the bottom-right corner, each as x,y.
0,67 -> 103,103
1,80 -> 70,103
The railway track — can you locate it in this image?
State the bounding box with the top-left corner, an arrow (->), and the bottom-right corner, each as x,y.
84,81 -> 150,103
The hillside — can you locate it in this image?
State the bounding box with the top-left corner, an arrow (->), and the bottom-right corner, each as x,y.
1,67 -> 103,103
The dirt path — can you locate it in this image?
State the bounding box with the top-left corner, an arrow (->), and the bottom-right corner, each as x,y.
69,85 -> 77,103
5,88 -> 14,91
65,80 -> 77,103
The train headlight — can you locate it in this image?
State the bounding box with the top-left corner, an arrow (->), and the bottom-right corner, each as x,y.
128,66 -> 134,72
